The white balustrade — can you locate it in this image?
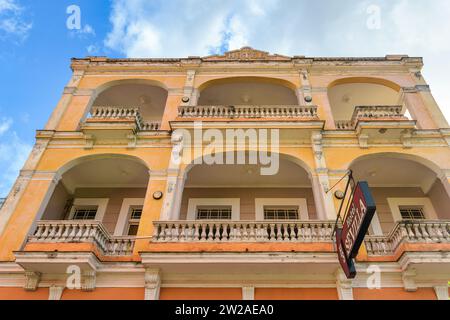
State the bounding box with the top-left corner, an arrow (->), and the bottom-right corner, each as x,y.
152,221 -> 335,243
89,106 -> 160,131
178,105 -> 318,119
335,105 -> 407,130
29,221 -> 135,256
364,220 -> 450,256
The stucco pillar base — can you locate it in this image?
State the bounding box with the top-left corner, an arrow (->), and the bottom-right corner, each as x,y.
336,270 -> 354,300
434,285 -> 449,300
145,268 -> 161,300
242,286 -> 255,300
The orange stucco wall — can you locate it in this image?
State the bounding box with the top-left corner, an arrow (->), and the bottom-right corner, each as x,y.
353,288 -> 437,300
255,288 -> 338,300
61,288 -> 145,300
0,288 -> 49,300
160,288 -> 242,300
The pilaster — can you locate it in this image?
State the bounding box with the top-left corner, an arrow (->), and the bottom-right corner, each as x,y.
335,269 -> 354,300
144,268 -> 162,300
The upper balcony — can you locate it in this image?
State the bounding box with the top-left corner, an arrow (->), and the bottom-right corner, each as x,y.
329,79 -> 417,131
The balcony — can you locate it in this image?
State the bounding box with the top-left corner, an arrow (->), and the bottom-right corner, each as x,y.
364,220 -> 450,256
177,105 -> 318,120
153,220 -> 334,242
152,220 -> 450,257
335,105 -> 411,130
27,220 -> 135,256
86,106 -> 161,131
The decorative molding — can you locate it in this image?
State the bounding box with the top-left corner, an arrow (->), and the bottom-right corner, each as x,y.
242,286 -> 255,300
335,270 -> 354,300
48,285 -> 65,300
402,269 -> 417,292
433,285 -> 449,300
358,134 -> 369,149
144,268 -> 161,300
82,270 -> 96,292
24,271 -> 41,291
203,47 -> 291,61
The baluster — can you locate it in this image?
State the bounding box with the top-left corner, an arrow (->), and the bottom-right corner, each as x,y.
187,223 -> 194,242
200,223 -> 207,242
221,223 -> 229,242
249,224 -> 256,242
269,224 -> 276,242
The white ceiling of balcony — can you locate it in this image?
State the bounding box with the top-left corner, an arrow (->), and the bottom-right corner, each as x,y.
198,82 -> 298,106
93,84 -> 168,121
351,156 -> 437,192
328,83 -> 401,120
61,158 -> 149,193
185,158 -> 311,187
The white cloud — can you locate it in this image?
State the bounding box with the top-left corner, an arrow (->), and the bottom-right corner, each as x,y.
104,0 -> 450,123
0,117 -> 32,197
0,117 -> 12,135
0,0 -> 31,41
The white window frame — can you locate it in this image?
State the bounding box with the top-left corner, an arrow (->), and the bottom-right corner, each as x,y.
187,198 -> 240,220
114,198 -> 145,236
255,198 -> 308,220
387,197 -> 438,222
68,198 -> 109,222
368,211 -> 383,236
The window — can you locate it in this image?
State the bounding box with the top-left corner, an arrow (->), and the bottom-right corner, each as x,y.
255,199 -> 308,220
126,207 -> 143,236
264,206 -> 299,220
196,206 -> 232,220
72,207 -> 98,220
400,206 -> 425,220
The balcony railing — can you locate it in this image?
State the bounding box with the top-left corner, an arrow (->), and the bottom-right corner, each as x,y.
178,105 -> 318,120
88,106 -> 161,131
335,105 -> 408,130
364,220 -> 450,256
28,221 -> 135,256
152,220 -> 334,242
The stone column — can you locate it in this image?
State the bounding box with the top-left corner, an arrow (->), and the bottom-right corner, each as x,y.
0,171 -> 61,261
336,269 -> 354,300
133,171 -> 168,255
312,88 -> 336,130
434,285 -> 449,300
45,70 -> 85,130
0,133 -> 52,237
56,88 -> 96,131
242,286 -> 255,300
144,268 -> 162,300
402,87 -> 437,130
297,69 -> 311,106
160,134 -> 186,220
48,286 -> 65,300
409,69 -> 449,128
311,132 -> 337,220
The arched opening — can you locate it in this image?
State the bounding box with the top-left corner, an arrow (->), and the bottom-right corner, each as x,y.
349,153 -> 450,235
198,77 -> 298,106
328,78 -> 406,124
177,154 -> 317,221
41,155 -> 150,236
90,81 -> 168,128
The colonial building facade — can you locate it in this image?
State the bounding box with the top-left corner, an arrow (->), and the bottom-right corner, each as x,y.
0,47 -> 449,300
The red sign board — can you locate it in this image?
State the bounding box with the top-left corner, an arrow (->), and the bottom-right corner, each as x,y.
335,181 -> 376,279
341,181 -> 376,260
335,228 -> 356,279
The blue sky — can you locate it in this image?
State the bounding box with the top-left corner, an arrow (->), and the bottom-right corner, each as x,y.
1,0 -> 450,197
